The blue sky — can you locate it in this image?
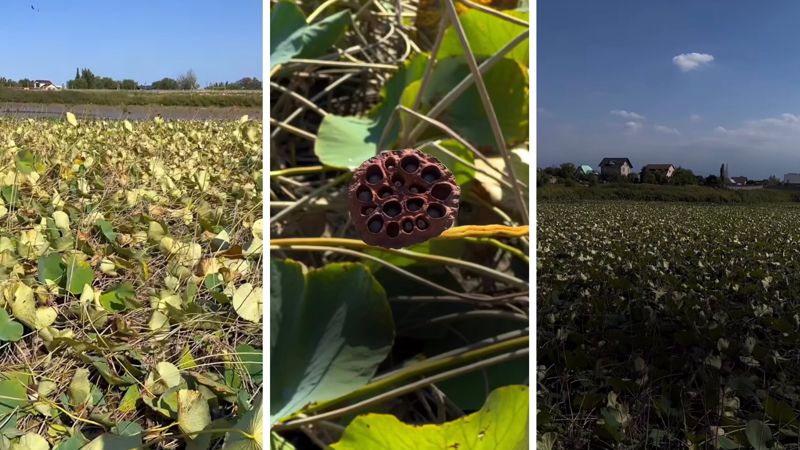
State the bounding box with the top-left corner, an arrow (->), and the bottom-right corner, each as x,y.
0,1 -> 261,87
538,1 -> 800,179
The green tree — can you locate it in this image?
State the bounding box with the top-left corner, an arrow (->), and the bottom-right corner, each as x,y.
671,167 -> 698,185
67,78 -> 87,89
80,68 -> 96,89
151,78 -> 179,90
559,163 -> 576,180
641,171 -> 657,184
120,79 -> 138,90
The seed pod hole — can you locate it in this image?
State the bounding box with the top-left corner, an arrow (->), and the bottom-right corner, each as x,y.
368,216 -> 383,233
366,165 -> 383,184
421,166 -> 441,183
415,217 -> 429,230
356,186 -> 372,202
386,222 -> 400,237
361,205 -> 375,216
377,187 -> 394,199
406,198 -> 423,212
384,158 -> 397,170
408,184 -> 426,194
427,204 -> 445,219
402,219 -> 414,233
401,155 -> 420,173
391,174 -> 404,188
383,200 -> 402,217
431,183 -> 453,201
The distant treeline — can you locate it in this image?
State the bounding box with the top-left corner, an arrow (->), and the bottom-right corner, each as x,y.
0,68 -> 262,91
539,184 -> 800,203
538,162 -> 781,187
0,89 -> 260,107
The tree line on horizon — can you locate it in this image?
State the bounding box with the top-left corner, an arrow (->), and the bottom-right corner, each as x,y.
0,68 -> 262,91
538,162 -> 782,187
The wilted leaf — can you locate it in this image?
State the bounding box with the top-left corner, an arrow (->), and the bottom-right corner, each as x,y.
223,395 -> 263,450
65,112 -> 78,126
177,389 -> 211,438
232,283 -> 262,323
10,433 -> 50,450
69,368 -> 92,407
82,433 -> 142,450
119,385 -> 140,413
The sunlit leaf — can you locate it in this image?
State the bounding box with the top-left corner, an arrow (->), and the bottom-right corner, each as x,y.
331,385 -> 529,449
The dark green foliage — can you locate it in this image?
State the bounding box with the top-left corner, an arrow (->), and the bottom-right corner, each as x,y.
0,88 -> 260,107
538,184 -> 800,203
539,202 -> 800,448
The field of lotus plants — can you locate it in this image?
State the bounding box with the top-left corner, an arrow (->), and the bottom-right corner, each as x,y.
0,114 -> 263,449
538,201 -> 800,449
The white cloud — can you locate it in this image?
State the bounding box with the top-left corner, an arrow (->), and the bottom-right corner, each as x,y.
625,121 -> 642,132
611,110 -> 645,121
672,53 -> 715,72
690,114 -> 701,121
654,125 -> 680,135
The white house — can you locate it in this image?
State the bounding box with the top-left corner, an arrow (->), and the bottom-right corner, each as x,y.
784,173 -> 800,184
33,80 -> 59,90
598,158 -> 633,177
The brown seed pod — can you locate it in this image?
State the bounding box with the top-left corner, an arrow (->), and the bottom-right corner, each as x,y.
349,149 -> 460,249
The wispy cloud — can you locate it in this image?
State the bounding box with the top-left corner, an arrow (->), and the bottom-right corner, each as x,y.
611,110 -> 645,120
654,125 -> 680,135
712,113 -> 800,142
672,52 -> 714,72
625,121 -> 643,132
690,114 -> 701,122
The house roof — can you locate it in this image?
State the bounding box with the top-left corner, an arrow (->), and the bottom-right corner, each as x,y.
577,164 -> 595,174
643,164 -> 675,171
34,80 -> 53,84
732,176 -> 748,182
599,158 -> 632,168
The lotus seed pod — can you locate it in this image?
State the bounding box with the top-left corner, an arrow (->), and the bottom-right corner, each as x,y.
349,149 -> 460,249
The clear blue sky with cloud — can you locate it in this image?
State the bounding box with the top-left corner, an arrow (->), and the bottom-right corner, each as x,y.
0,0 -> 261,87
538,1 -> 800,179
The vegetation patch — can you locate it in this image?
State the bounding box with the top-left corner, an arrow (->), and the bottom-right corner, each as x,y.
538,201 -> 800,448
0,89 -> 262,108
0,114 -> 263,449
